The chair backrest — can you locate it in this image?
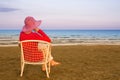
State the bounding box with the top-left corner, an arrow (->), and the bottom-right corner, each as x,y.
20,40 -> 51,63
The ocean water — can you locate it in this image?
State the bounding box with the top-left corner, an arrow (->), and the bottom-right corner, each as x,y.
0,29 -> 120,45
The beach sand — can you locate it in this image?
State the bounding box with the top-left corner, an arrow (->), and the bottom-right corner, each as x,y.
0,45 -> 120,80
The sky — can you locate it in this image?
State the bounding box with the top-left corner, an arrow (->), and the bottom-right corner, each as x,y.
0,0 -> 120,30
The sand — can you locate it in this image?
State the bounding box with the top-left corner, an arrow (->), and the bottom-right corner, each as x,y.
0,45 -> 120,80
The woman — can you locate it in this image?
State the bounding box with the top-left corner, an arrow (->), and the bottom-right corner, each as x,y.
19,16 -> 60,70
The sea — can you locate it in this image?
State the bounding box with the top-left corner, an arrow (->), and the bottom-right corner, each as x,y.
0,29 -> 120,45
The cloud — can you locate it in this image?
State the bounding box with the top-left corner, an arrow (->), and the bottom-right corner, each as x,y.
0,7 -> 20,12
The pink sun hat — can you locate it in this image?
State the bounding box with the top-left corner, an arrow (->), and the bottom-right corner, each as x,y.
22,16 -> 42,32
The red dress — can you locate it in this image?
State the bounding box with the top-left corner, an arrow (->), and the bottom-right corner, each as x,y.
19,29 -> 51,62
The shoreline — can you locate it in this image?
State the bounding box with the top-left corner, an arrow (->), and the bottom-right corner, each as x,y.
1,42 -> 120,47
0,39 -> 120,47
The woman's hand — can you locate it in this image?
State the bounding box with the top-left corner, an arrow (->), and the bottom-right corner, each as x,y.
33,28 -> 39,32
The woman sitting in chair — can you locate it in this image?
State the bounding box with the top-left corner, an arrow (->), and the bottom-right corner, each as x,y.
19,16 -> 60,71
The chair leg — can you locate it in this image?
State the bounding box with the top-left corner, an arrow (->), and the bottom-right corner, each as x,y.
45,63 -> 50,78
20,62 -> 25,77
48,62 -> 50,73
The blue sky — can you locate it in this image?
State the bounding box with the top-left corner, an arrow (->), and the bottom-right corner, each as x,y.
0,0 -> 120,30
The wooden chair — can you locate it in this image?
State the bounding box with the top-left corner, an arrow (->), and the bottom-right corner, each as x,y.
19,40 -> 51,78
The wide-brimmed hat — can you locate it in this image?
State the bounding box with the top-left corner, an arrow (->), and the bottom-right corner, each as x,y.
22,16 -> 41,32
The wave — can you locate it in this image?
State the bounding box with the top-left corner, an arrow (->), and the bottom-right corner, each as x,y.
0,29 -> 120,45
